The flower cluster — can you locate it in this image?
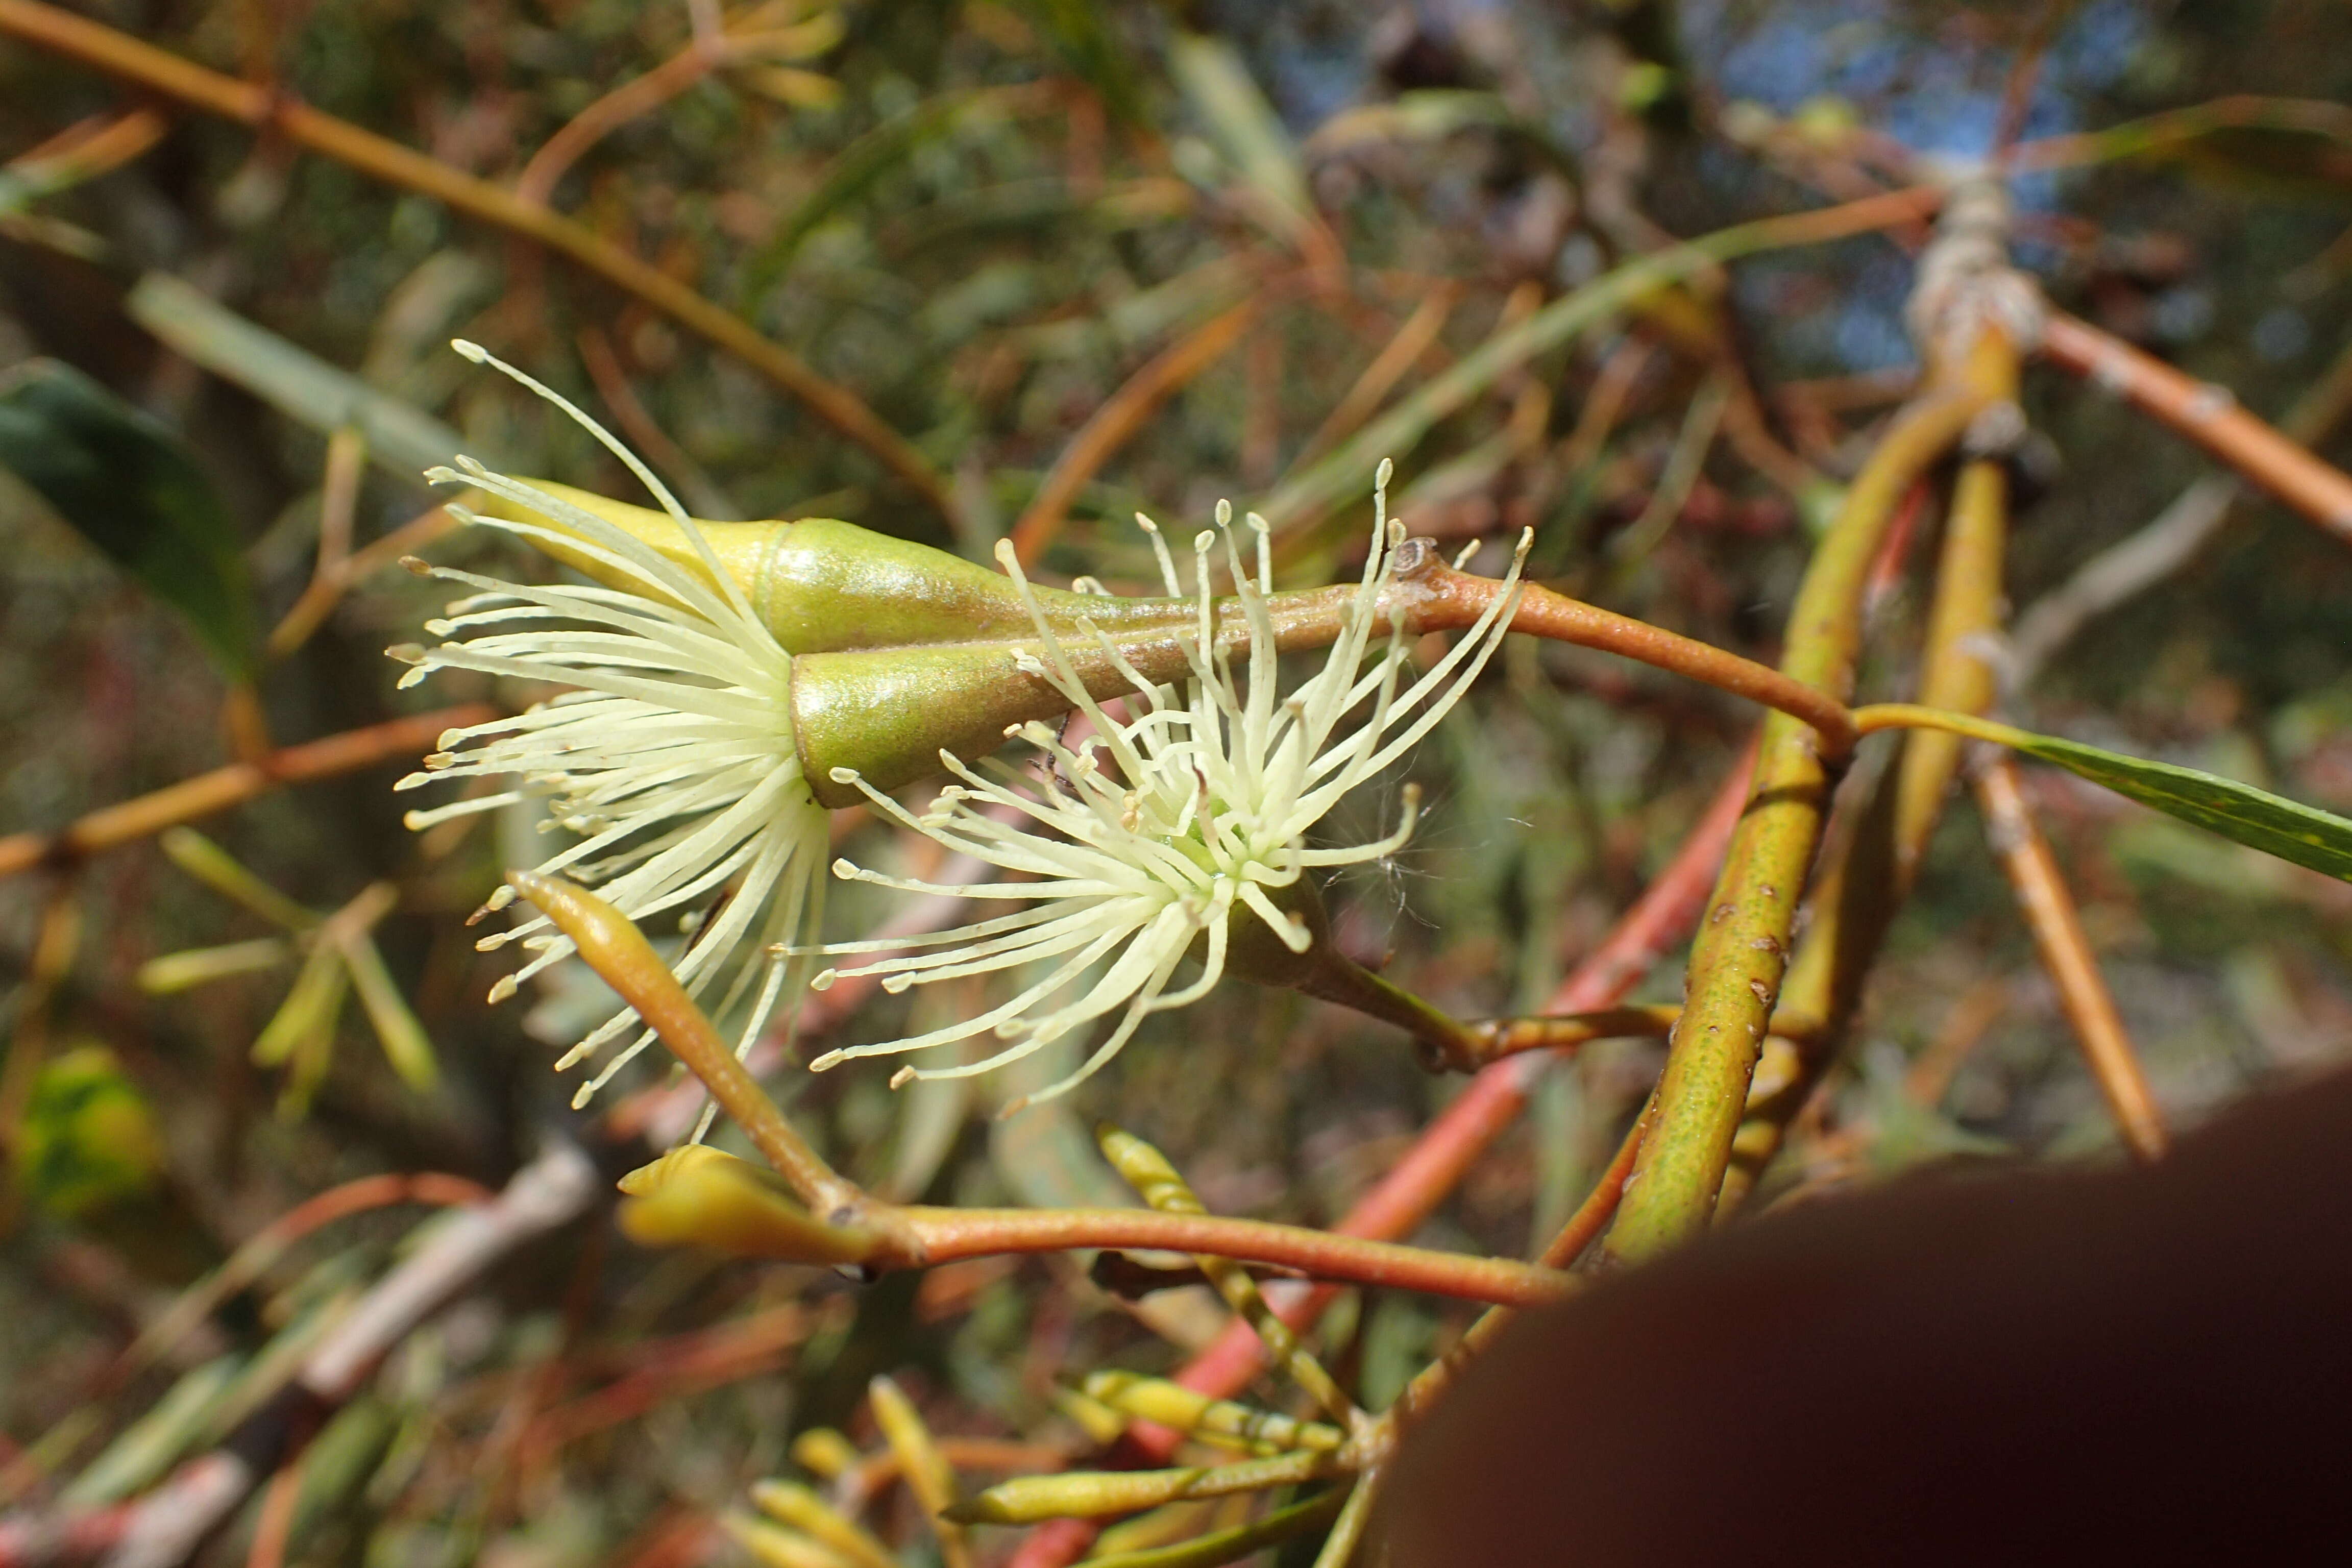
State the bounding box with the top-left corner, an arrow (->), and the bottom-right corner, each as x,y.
809,471 -> 1528,1109
393,344 -> 828,1109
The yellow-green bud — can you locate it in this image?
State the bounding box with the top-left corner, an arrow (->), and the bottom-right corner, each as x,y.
477,481 -> 1205,653
616,1145 -> 878,1265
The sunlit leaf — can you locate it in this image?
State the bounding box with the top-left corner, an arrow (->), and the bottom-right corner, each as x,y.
0,359 -> 259,677
2012,730 -> 2352,883
1860,706 -> 2352,884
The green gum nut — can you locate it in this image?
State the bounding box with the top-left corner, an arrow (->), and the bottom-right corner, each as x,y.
616,1145 -> 878,1265
481,480 -> 1221,652
478,481 -> 1446,806
790,579 -> 1370,805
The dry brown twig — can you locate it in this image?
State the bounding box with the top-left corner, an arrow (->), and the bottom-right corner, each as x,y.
2038,310 -> 2352,547
0,1146 -> 597,1568
1972,755 -> 2168,1161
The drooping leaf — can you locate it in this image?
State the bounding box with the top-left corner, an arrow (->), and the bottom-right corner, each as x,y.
1169,33 -> 1311,232
2171,126 -> 2352,199
126,272 -> 467,480
1860,706 -> 2352,884
0,359 -> 260,677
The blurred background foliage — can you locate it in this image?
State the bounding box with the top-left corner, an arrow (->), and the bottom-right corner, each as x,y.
1,0 -> 2349,1563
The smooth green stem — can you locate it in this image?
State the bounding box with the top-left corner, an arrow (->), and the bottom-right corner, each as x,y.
1851,703 -> 2037,746
1603,336 -> 2006,1263
1718,344 -> 2021,1217
504,870 -> 859,1217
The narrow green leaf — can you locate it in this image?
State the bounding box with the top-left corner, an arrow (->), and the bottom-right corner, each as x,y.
1308,89 -> 1587,188
135,937 -> 295,995
2011,730 -> 2352,883
0,359 -> 259,676
1170,34 -> 1311,229
58,1356 -> 242,1507
252,940 -> 349,1069
1857,706 -> 2352,884
341,931 -> 441,1093
126,272 -> 467,481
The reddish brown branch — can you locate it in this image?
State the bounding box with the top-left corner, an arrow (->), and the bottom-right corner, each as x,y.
2040,311 -> 2352,548
1973,756 -> 2169,1161
897,1208 -> 1567,1308
1416,566 -> 1858,755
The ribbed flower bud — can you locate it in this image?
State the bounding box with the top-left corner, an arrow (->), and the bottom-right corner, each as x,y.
469,481 -> 1446,806
617,1145 -> 879,1265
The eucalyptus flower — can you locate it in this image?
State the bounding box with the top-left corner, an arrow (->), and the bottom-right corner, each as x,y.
391,343 -> 828,1108
811,470 -> 1530,1109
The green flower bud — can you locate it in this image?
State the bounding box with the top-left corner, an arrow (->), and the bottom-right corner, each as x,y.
475,480 -> 1224,653
617,1145 -> 879,1265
